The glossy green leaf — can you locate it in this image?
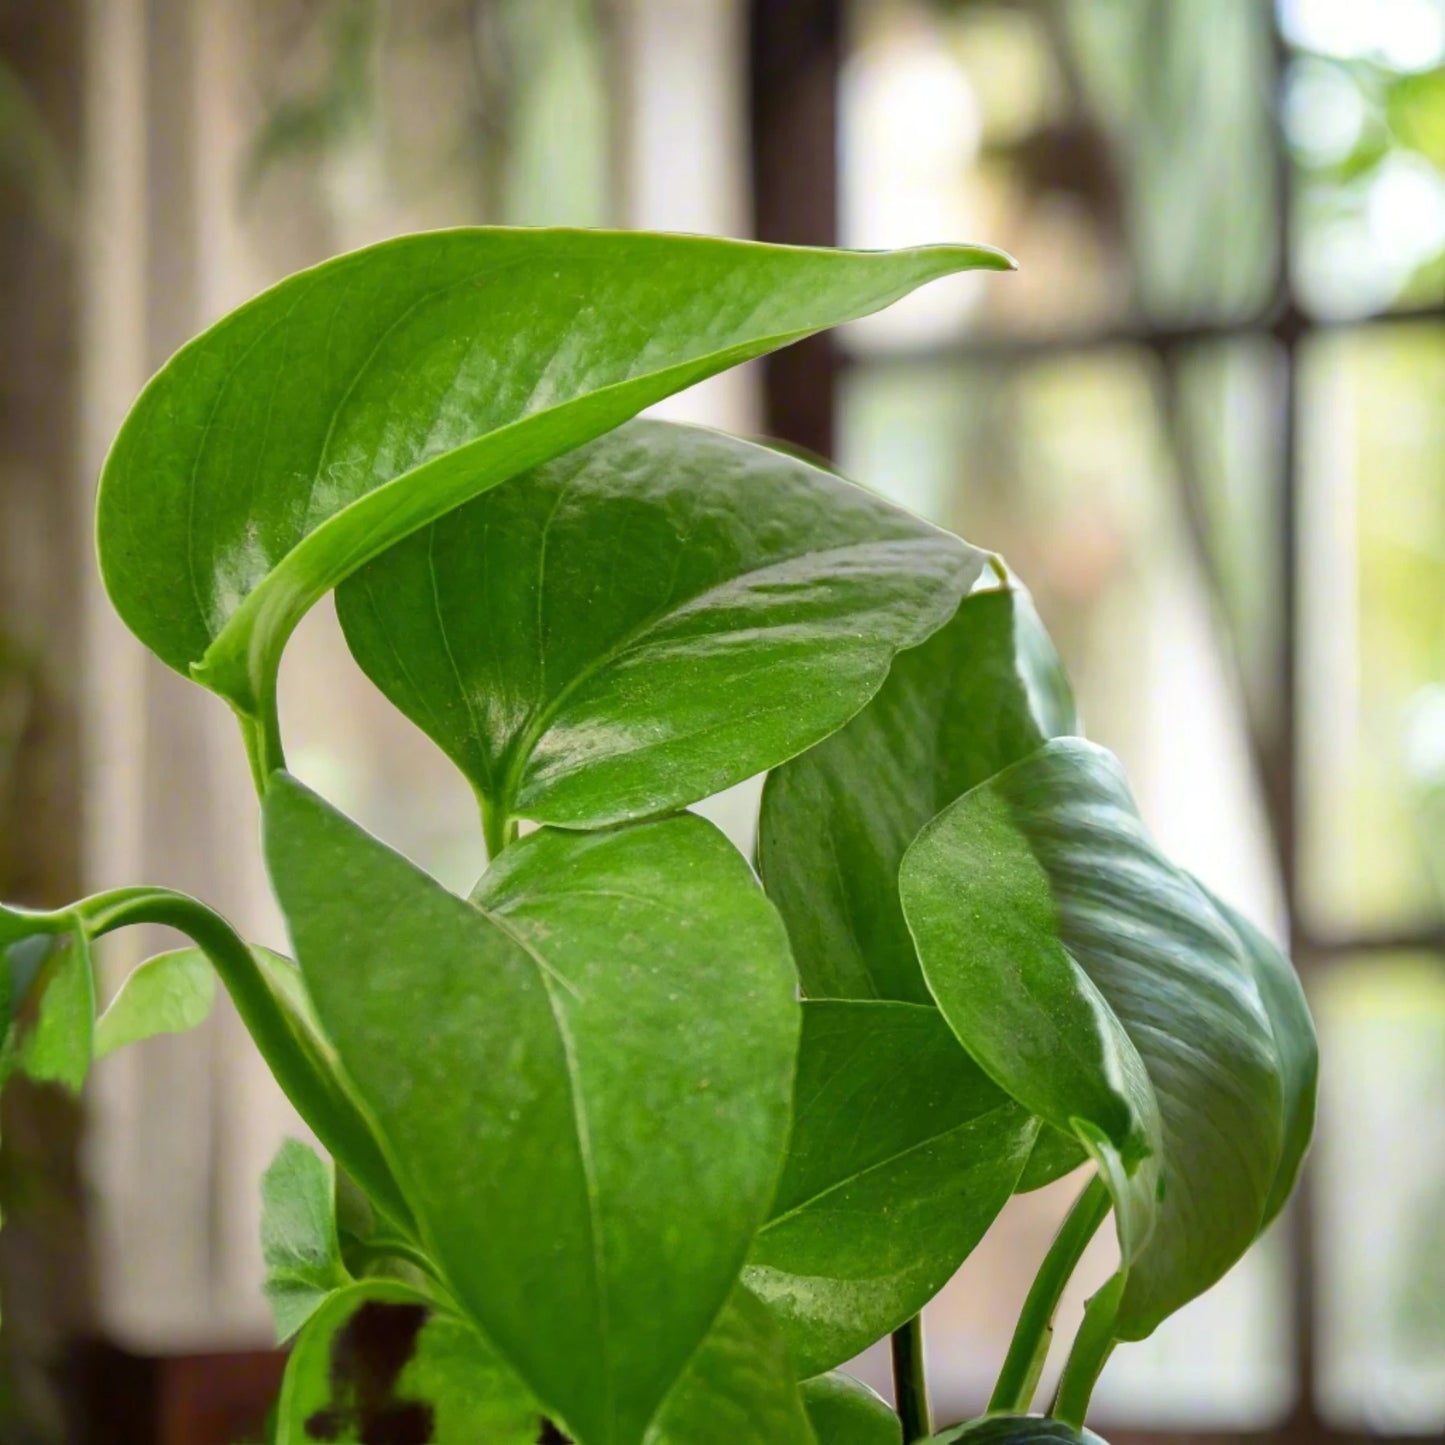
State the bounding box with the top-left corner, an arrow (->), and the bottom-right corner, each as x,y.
263,774 -> 800,1445
275,1279 -> 541,1445
97,229 -> 1012,718
338,419 -> 982,830
1210,894 -> 1318,1229
927,1416 -> 1107,1445
260,1138 -> 349,1343
760,580 -> 1077,1004
800,1373 -> 901,1445
646,1287 -> 815,1445
94,947 -> 216,1057
746,1001 -> 1037,1376
9,931 -> 94,1094
900,738 -> 1292,1337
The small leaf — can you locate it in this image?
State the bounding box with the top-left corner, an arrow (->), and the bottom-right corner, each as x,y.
338,419 -> 982,829
263,774 -> 800,1445
746,1001 -> 1037,1376
760,581 -> 1076,1004
801,1372 -> 901,1445
260,1138 -> 349,1343
274,1280 -> 540,1445
1,924 -> 54,1044
927,1416 -> 1107,1445
645,1287 -> 815,1445
12,931 -> 94,1094
95,947 -> 217,1057
97,229 -> 1012,715
900,738 -> 1294,1337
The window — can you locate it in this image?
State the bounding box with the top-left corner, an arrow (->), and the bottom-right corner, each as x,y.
751,0 -> 1445,1435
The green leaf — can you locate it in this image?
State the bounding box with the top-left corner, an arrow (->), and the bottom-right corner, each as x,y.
94,947 -> 217,1057
274,1280 -> 542,1445
760,580 -> 1077,1004
260,1138 -> 349,1343
927,1416 -> 1107,1445
337,418 -> 982,830
1,914 -> 57,1045
646,1287 -> 815,1445
263,774 -> 800,1445
1209,894 -> 1318,1229
801,1373 -> 901,1445
899,738 -> 1292,1338
746,1001 -> 1037,1376
11,931 -> 94,1094
97,229 -> 1012,718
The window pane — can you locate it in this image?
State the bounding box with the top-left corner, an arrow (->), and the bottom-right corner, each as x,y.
841,0 -> 1278,350
1316,954 -> 1445,1431
1299,326 -> 1445,935
1284,0 -> 1445,316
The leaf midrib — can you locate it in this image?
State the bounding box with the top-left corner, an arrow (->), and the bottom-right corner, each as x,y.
492,534 -> 952,818
760,1103 -> 1031,1234
475,902 -> 614,1438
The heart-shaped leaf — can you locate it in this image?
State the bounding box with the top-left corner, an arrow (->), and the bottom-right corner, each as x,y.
95,947 -> 217,1057
98,229 -> 1011,722
263,775 -> 800,1445
899,738 -> 1298,1338
259,1138 -> 349,1343
275,1280 -> 542,1445
746,1000 -> 1036,1376
337,419 -> 982,831
801,1373 -> 901,1445
759,580 -> 1077,1004
646,1287 -> 815,1445
927,1416 -> 1107,1445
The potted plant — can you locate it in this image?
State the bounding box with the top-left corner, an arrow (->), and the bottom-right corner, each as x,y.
0,229 -> 1316,1445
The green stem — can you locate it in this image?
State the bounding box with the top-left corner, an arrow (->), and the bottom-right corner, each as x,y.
1052,1272 -> 1123,1430
349,1236 -> 445,1284
891,1314 -> 933,1442
235,685 -> 286,796
480,794 -> 517,862
76,887 -> 413,1234
990,1173 -> 1111,1415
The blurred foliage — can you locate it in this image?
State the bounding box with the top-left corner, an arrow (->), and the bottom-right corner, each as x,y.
245,0 -> 381,193
916,0 -> 1277,325
0,58 -> 73,242
244,0 -> 613,225
1287,39 -> 1445,311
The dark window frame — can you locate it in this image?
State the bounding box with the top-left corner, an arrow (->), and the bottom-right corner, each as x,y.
748,2 -> 1445,1439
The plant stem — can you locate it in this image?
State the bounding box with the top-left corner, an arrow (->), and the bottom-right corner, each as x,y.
1052,1272 -> 1123,1430
236,689 -> 287,794
481,794 -> 517,861
989,1173 -> 1111,1415
891,1314 -> 933,1442
75,887 -> 414,1233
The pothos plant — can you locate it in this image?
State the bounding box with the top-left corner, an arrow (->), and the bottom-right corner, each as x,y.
0,230 -> 1316,1445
